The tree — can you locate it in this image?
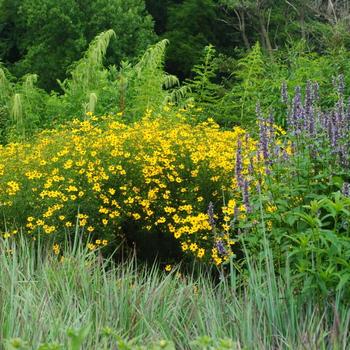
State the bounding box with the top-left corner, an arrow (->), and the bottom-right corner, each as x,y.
0,0 -> 156,91
219,0 -> 277,56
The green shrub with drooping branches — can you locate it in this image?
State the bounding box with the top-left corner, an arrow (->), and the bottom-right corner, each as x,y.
0,0 -> 156,91
0,31 -> 185,141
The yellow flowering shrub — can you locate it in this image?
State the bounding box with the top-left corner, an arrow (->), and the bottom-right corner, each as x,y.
0,112 -> 267,265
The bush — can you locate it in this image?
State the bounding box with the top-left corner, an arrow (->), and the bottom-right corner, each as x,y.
0,107 -> 284,266
238,81 -> 350,295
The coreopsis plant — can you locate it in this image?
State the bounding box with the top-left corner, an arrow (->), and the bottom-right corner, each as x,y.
0,107 -> 282,266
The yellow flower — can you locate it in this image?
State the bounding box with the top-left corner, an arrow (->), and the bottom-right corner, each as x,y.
181,242 -> 188,251
53,243 -> 60,255
156,217 -> 166,224
190,243 -> 198,252
267,220 -> 273,231
87,243 -> 96,251
266,204 -> 277,213
36,219 -> 44,226
132,213 -> 141,220
197,248 -> 205,258
108,188 -> 116,195
165,264 -> 172,272
174,231 -> 181,239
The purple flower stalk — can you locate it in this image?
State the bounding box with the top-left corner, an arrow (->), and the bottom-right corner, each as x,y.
258,108 -> 269,162
216,240 -> 226,255
290,86 -> 304,135
248,155 -> 254,175
243,179 -> 252,213
281,81 -> 288,104
207,202 -> 216,229
342,182 -> 350,197
305,80 -> 315,136
338,74 -> 345,96
235,139 -> 243,188
281,80 -> 350,175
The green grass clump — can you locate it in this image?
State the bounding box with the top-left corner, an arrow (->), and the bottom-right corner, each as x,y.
1,236 -> 349,349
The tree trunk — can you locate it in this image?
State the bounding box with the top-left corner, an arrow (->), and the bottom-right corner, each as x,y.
300,6 -> 306,41
241,11 -> 250,50
258,13 -> 273,57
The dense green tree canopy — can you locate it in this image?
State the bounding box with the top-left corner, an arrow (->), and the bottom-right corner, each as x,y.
2,0 -> 350,91
0,0 -> 156,90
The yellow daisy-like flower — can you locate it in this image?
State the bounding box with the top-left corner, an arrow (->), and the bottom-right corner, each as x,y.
53,243 -> 60,255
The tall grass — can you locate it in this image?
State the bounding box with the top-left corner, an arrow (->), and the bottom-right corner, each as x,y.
1,235 -> 349,349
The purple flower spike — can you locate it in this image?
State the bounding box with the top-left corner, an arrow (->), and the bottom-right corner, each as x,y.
235,139 -> 243,188
291,86 -> 304,135
216,240 -> 226,255
243,179 -> 252,213
207,202 -> 216,229
342,182 -> 350,197
281,81 -> 288,104
338,74 -> 345,96
305,80 -> 315,136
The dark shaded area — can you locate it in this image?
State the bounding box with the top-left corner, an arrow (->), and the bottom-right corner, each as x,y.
120,220 -> 184,264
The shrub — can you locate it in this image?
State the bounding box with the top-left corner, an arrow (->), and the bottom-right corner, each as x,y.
0,107 -> 286,266
238,80 -> 350,294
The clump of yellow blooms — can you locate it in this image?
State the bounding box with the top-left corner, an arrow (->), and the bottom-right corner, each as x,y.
0,111 -> 283,265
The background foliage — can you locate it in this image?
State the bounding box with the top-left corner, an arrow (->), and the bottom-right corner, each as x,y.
0,0 -> 156,90
1,1 -> 350,347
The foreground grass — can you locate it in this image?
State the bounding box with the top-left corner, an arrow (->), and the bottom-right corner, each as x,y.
0,237 -> 349,350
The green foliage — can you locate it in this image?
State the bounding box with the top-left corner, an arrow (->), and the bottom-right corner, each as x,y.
58,29 -> 116,119
0,32 -> 187,141
287,192 -> 350,294
0,66 -> 12,142
0,0 -> 156,91
223,42 -> 266,125
237,82 -> 350,296
184,44 -> 222,120
213,41 -> 350,127
1,237 -> 350,349
0,66 -> 47,142
163,0 -> 229,79
128,39 -> 180,118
